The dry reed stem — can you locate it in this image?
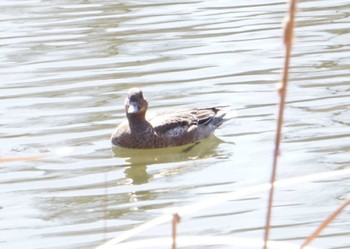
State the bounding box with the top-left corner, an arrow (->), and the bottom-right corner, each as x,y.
172,213 -> 181,249
0,147 -> 72,163
264,0 -> 297,248
96,169 -> 350,249
300,198 -> 350,249
0,153 -> 49,163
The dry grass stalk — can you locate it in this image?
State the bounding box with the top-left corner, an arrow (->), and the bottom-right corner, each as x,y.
0,154 -> 49,163
95,169 -> 350,248
172,213 -> 181,249
300,198 -> 350,249
264,0 -> 297,248
0,147 -> 72,163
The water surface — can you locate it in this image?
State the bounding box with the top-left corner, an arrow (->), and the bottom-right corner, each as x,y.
1,0 -> 349,248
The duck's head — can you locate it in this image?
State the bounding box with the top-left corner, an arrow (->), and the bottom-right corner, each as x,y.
125,88 -> 148,118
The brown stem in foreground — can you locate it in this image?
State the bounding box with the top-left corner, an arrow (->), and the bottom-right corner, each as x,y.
300,198 -> 350,249
172,213 -> 181,249
0,153 -> 49,163
263,1 -> 297,249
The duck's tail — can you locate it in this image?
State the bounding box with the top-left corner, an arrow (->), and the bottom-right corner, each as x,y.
213,106 -> 236,127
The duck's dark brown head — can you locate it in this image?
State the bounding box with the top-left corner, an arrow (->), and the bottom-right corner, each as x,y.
125,88 -> 148,120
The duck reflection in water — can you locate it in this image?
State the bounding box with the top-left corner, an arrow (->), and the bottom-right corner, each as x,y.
112,135 -> 225,185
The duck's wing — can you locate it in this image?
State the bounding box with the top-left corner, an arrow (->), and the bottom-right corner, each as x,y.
150,108 -> 223,135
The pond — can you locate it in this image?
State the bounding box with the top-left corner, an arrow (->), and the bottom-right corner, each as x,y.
1,0 -> 349,248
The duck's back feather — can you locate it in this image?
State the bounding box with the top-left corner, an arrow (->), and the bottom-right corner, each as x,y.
150,107 -> 229,137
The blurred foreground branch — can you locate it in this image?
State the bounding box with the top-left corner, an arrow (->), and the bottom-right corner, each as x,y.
264,0 -> 297,248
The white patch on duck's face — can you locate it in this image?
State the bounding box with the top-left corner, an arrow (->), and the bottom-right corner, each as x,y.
127,102 -> 139,114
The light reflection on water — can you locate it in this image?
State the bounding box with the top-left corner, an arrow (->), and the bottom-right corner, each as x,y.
1,0 -> 349,248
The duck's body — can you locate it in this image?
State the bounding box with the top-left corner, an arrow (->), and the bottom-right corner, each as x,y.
111,88 -> 233,149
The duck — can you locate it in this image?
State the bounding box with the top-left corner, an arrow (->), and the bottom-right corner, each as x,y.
111,88 -> 233,149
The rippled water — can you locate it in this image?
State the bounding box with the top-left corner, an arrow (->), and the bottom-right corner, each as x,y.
1,0 -> 349,248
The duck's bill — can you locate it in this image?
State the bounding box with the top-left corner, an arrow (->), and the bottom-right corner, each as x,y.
128,102 -> 139,113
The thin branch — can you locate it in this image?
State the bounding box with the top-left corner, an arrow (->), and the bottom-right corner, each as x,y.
263,0 -> 297,248
0,147 -> 72,163
95,169 -> 350,249
0,153 -> 49,163
300,198 -> 350,249
172,213 -> 181,249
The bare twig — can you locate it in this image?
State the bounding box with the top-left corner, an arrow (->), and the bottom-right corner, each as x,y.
103,172 -> 109,241
172,213 -> 181,249
300,198 -> 350,249
0,153 -> 49,163
264,0 -> 297,248
0,147 -> 72,163
95,169 -> 350,249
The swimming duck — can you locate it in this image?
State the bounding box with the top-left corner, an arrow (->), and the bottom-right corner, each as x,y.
111,88 -> 233,149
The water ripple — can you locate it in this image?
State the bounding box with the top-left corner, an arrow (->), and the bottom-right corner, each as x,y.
1,0 -> 349,248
